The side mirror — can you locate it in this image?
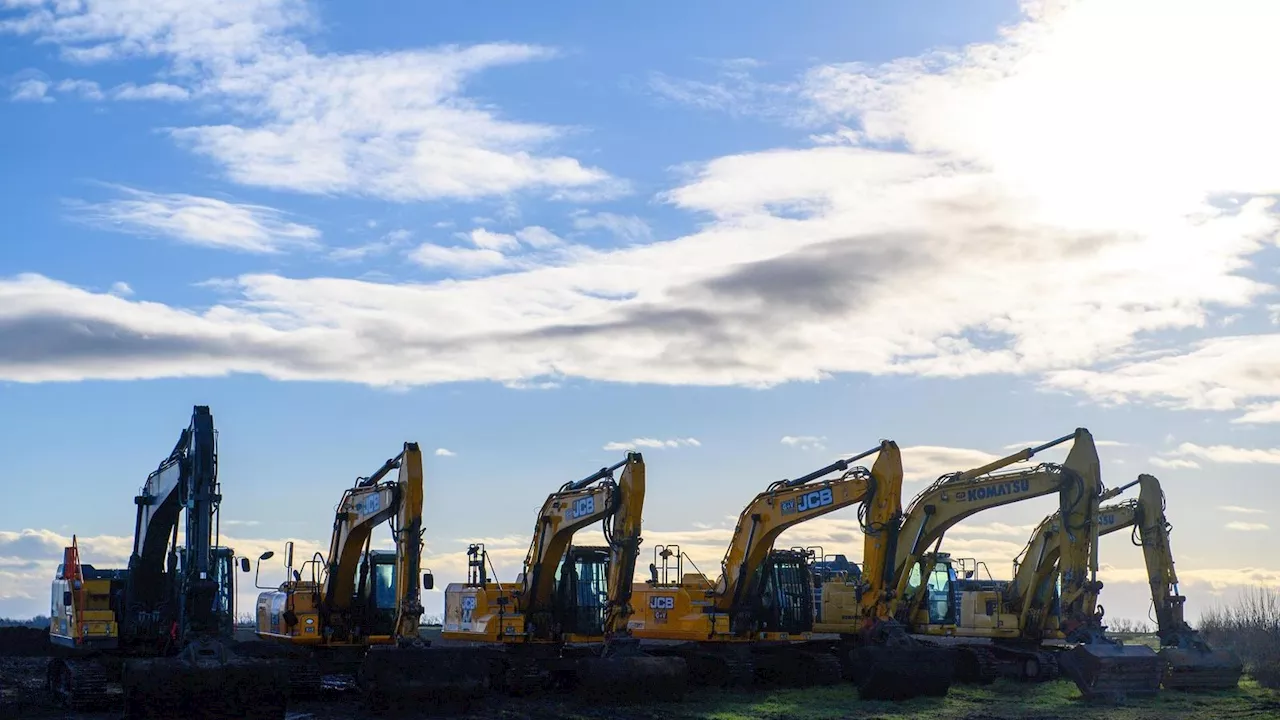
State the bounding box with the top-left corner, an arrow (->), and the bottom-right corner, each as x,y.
258,551 -> 275,562
284,541 -> 294,572
423,572 -> 434,591
239,557 -> 251,573
964,570 -> 974,579
648,563 -> 658,585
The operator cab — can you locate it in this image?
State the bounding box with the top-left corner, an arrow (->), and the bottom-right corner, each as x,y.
906,553 -> 1015,627
553,545 -> 609,636
749,549 -> 815,634
353,549 -> 399,636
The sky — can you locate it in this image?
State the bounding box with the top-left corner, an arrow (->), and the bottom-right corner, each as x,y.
1,0 -> 1278,630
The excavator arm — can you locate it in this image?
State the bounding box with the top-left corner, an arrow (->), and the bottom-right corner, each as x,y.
322,447 -> 418,617
602,453 -> 645,638
519,454 -> 636,617
892,428 -> 1101,621
1024,474 -> 1240,690
712,443 -> 886,617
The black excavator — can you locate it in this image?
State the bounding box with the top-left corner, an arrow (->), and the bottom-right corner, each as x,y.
47,405 -> 287,719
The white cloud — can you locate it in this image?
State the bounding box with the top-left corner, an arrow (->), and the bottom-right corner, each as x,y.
328,230 -> 413,262
1,0 -> 1278,411
1226,522 -> 1269,532
646,66 -> 795,120
1219,505 -> 1265,515
468,229 -> 520,252
899,445 -> 1002,482
409,244 -> 510,274
56,78 -> 103,100
111,82 -> 190,101
1149,457 -> 1200,470
571,211 -> 652,242
781,435 -> 826,451
10,77 -> 52,102
602,437 -> 701,452
1161,442 -> 1280,466
108,281 -> 133,297
1,1 -> 614,203
1003,439 -> 1127,450
1235,402 -> 1280,424
69,186 -> 321,254
434,447 -> 455,457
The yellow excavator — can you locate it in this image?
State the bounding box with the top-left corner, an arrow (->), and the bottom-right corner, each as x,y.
877,428 -> 1162,698
629,441 -> 955,700
47,405 -> 286,719
1012,473 -> 1241,691
251,442 -> 490,712
441,452 -> 688,700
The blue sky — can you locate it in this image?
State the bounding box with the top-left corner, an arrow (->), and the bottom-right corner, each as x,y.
2,0 -> 1278,626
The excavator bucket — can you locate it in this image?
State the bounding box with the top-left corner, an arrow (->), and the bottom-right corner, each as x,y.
1159,646 -> 1243,691
846,645 -> 955,700
572,655 -> 689,702
358,644 -> 493,714
1057,642 -> 1164,700
121,640 -> 288,720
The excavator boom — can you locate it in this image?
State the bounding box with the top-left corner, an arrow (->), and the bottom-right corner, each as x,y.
1022,475 -> 1241,691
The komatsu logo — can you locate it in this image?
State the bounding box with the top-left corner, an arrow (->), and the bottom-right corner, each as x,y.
781,488 -> 835,515
956,478 -> 1031,502
1099,513 -> 1117,527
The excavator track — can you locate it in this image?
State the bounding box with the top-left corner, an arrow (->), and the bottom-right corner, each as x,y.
846,643 -> 956,700
571,652 -> 690,702
953,645 -> 999,684
47,657 -> 110,711
359,644 -> 492,714
1058,642 -> 1164,701
1159,646 -> 1243,691
121,640 -> 288,720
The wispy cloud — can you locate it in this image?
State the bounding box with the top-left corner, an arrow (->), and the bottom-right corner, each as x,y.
602,437 -> 701,452
1159,442 -> 1280,466
570,211 -> 652,243
781,435 -> 826,451
56,78 -> 103,100
10,78 -> 52,102
1220,505 -> 1265,515
111,82 -> 189,101
1,1 -> 615,203
1226,521 -> 1269,532
69,186 -> 320,254
1150,457 -> 1200,470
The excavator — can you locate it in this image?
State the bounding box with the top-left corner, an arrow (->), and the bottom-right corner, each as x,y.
47,405 -> 286,719
1010,473 -> 1241,691
629,441 -> 955,700
441,452 -> 688,700
870,428 -> 1164,699
251,442 -> 490,711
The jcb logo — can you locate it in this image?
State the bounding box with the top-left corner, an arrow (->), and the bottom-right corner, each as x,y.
798,488 -> 834,512
571,496 -> 596,519
649,596 -> 675,610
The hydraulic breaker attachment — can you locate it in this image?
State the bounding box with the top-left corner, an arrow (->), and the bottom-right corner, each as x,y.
1159,645 -> 1243,691
358,643 -> 493,714
121,638 -> 288,720
1058,642 -> 1164,701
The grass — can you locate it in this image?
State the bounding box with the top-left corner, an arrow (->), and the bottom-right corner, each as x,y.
443,677 -> 1280,720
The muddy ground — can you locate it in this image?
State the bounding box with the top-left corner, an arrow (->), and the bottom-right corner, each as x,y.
6,627 -> 1279,720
